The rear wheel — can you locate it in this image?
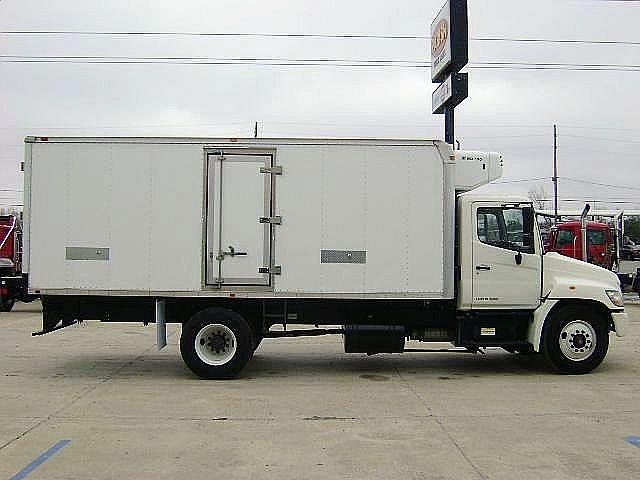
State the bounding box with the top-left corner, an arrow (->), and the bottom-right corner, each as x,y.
542,305 -> 609,374
0,294 -> 15,312
180,308 -> 254,379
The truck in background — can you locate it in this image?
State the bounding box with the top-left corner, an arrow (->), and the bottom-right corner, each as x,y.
0,213 -> 36,311
539,208 -> 640,291
545,220 -> 614,270
22,137 -> 627,378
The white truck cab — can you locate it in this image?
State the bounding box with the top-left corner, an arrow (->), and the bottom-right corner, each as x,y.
457,192 -> 628,373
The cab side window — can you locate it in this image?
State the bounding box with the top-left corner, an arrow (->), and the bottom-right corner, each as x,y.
477,206 -> 535,254
477,211 -> 501,243
587,229 -> 605,245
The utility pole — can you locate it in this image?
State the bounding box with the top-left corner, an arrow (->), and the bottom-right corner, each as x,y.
553,124 -> 558,222
254,121 -> 259,139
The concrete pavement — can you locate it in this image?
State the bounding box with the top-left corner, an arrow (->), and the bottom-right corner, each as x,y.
0,302 -> 639,479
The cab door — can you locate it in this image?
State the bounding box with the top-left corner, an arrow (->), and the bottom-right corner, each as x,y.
472,203 -> 541,309
587,227 -> 610,268
554,227 -> 578,259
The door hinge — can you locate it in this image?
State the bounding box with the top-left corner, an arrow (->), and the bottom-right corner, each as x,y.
259,216 -> 282,225
259,166 -> 283,175
259,266 -> 282,275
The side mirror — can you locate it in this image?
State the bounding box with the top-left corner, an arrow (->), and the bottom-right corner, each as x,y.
515,248 -> 523,265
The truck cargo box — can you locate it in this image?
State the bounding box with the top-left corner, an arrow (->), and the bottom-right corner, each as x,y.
23,137 -> 498,299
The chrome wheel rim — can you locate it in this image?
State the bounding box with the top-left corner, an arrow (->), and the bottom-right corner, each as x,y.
559,320 -> 596,361
195,324 -> 237,366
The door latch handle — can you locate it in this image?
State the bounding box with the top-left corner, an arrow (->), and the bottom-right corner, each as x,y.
217,245 -> 248,260
475,265 -> 491,271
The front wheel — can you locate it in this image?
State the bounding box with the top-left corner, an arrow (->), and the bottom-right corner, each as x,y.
180,308 -> 254,379
542,305 -> 609,374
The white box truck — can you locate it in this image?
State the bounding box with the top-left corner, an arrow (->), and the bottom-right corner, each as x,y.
22,137 -> 628,378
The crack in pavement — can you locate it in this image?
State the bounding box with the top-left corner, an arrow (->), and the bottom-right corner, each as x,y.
0,329 -> 179,453
4,407 -> 637,424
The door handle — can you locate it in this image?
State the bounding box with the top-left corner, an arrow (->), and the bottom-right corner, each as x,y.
515,251 -> 523,265
217,245 -> 248,260
475,265 -> 491,271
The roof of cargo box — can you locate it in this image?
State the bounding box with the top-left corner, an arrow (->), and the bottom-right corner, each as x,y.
25,136 -> 447,147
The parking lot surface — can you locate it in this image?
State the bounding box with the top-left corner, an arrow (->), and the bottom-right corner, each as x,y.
1,302 -> 639,480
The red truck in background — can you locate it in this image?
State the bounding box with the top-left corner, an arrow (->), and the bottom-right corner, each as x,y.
545,220 -> 615,270
0,214 -> 36,311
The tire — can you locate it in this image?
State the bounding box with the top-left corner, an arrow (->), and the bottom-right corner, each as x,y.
180,308 -> 254,379
542,305 -> 609,374
0,294 -> 15,312
252,335 -> 263,352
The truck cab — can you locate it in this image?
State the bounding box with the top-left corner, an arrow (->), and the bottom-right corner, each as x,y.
457,193 -> 627,374
545,221 -> 614,269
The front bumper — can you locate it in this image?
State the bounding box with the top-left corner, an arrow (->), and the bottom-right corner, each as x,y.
611,311 -> 629,337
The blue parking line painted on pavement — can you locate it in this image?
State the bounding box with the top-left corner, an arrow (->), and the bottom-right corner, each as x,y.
8,439 -> 71,480
625,436 -> 640,448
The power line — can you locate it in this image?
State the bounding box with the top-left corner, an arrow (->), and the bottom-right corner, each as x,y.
0,122 -> 635,132
538,199 -> 640,205
494,176 -> 640,191
561,134 -> 640,144
472,37 -> 640,46
1,30 -> 639,46
0,30 -> 430,40
562,125 -> 639,132
1,58 -> 427,68
562,177 -> 640,191
0,54 -> 427,65
494,177 -> 549,184
1,56 -> 640,71
462,134 -> 549,139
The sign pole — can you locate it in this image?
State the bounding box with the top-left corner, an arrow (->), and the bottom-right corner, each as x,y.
445,107 -> 454,145
431,0 -> 468,147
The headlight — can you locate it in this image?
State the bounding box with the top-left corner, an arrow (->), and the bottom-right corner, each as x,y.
606,289 -> 624,307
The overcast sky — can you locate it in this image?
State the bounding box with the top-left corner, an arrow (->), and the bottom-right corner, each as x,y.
1,0 -> 639,211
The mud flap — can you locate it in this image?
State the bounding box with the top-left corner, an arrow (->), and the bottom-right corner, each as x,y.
32,296 -> 78,336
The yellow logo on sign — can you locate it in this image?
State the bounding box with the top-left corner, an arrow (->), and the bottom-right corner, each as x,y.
431,19 -> 449,57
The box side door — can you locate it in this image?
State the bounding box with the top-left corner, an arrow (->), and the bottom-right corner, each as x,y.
206,153 -> 272,286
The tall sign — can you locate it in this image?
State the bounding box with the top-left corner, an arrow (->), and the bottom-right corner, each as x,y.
431,0 -> 468,145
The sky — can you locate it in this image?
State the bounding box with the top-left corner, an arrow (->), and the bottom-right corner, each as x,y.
0,0 -> 639,212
